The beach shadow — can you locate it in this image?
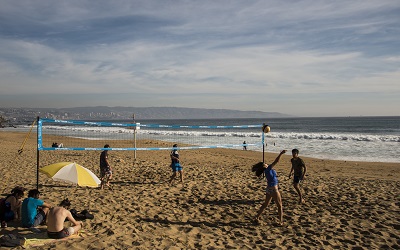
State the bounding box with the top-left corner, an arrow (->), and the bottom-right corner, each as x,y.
61,153 -> 85,157
197,198 -> 262,206
0,221 -> 47,236
138,217 -> 254,230
39,181 -> 163,190
110,180 -> 162,186
39,184 -> 75,188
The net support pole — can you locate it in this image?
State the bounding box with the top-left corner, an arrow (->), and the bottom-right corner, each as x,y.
262,123 -> 265,163
36,116 -> 40,190
134,129 -> 137,159
133,114 -> 137,160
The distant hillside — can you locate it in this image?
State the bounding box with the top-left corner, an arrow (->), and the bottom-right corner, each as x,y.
0,106 -> 292,124
59,106 -> 292,119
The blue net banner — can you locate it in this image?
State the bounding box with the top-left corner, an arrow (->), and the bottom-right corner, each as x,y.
38,118 -> 265,151
40,118 -> 137,128
40,118 -> 261,129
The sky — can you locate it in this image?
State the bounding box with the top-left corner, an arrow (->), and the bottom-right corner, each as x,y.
0,1 -> 399,117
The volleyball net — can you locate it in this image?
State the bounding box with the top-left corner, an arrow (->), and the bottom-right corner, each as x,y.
37,117 -> 265,151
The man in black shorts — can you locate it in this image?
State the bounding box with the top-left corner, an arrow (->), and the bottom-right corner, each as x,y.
47,199 -> 82,239
288,148 -> 307,204
100,144 -> 112,189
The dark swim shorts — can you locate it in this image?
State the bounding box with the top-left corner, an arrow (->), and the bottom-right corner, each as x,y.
293,176 -> 303,184
47,227 -> 73,239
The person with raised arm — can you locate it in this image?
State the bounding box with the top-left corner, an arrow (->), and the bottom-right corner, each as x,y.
254,150 -> 287,225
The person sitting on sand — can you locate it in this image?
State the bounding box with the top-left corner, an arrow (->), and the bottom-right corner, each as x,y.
169,144 -> 184,184
254,150 -> 286,225
52,142 -> 64,148
1,188 -> 24,228
47,198 -> 83,239
100,144 -> 112,189
288,148 -> 307,204
21,189 -> 52,228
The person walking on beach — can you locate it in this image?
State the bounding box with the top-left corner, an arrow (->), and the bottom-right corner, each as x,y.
254,150 -> 286,225
243,141 -> 247,150
100,144 -> 113,189
21,189 -> 52,228
169,144 -> 183,184
47,199 -> 83,239
288,148 -> 307,204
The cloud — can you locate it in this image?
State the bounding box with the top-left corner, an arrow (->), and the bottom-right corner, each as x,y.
0,0 -> 399,116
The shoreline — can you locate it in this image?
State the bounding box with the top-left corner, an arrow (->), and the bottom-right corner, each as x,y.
1,128 -> 399,164
1,131 -> 399,249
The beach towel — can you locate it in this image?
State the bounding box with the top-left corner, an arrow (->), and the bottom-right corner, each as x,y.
0,230 -> 87,248
22,232 -> 82,248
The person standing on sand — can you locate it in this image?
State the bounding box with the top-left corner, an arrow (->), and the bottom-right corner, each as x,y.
169,144 -> 183,184
100,144 -> 113,189
47,199 -> 83,239
254,150 -> 286,225
288,148 -> 307,204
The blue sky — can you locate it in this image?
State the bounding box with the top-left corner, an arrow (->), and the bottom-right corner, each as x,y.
0,0 -> 399,117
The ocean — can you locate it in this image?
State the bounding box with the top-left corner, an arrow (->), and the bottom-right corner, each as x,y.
3,116 -> 400,163
134,116 -> 400,163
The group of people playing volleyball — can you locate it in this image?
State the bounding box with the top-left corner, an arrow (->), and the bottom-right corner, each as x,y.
99,143 -> 306,226
100,143 -> 183,189
254,148 -> 307,225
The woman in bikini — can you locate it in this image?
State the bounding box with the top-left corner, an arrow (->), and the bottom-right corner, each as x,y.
254,150 -> 287,225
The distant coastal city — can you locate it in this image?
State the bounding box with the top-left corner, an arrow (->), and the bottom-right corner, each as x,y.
0,107 -> 133,126
0,107 -> 290,127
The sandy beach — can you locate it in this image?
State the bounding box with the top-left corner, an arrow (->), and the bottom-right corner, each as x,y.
1,131 -> 399,249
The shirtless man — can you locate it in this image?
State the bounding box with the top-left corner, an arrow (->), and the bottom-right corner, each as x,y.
47,199 -> 82,239
100,144 -> 112,189
288,148 -> 307,204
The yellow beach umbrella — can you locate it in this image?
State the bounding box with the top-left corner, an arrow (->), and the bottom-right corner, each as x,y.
39,162 -> 101,188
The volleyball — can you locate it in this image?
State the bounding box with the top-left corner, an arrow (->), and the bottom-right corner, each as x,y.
262,125 -> 271,133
